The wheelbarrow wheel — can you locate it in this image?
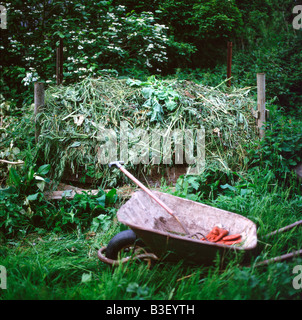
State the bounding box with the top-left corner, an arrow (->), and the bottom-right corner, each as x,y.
105,229 -> 145,260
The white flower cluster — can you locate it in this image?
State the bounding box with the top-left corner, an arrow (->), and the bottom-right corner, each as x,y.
8,4 -> 171,85
22,72 -> 39,86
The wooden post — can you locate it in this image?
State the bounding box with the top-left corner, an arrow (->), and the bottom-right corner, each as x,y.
227,41 -> 232,87
257,73 -> 266,138
59,38 -> 63,84
34,82 -> 45,143
56,47 -> 60,85
56,38 -> 63,85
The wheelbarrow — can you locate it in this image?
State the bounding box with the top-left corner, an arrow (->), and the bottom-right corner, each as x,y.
97,162 -> 302,267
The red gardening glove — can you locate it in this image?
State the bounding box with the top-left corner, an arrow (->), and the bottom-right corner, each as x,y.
217,233 -> 242,245
201,227 -> 229,242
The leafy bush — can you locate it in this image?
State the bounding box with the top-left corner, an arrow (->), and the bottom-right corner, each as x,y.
0,163 -> 51,236
0,0 -> 190,107
0,162 -> 118,237
231,33 -> 302,111
126,75 -> 181,122
155,0 -> 243,68
246,105 -> 302,179
0,109 -> 36,184
54,189 -> 118,233
173,168 -> 235,201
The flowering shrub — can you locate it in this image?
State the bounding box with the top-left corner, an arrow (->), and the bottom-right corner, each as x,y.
54,8 -> 170,81
1,1 -> 186,106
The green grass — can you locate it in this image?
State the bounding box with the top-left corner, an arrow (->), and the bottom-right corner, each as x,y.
1,172 -> 301,300
1,72 -> 301,301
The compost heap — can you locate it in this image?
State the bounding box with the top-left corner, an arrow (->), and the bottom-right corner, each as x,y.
36,75 -> 258,187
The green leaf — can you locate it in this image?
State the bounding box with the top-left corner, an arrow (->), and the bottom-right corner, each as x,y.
91,214 -> 111,232
37,181 -> 46,192
126,282 -> 139,293
142,87 -> 154,99
11,147 -> 21,155
27,167 -> 35,182
106,188 -> 117,204
96,194 -> 106,207
220,184 -> 237,192
70,142 -> 81,148
0,186 -> 16,199
126,78 -> 142,87
54,31 -> 65,39
27,193 -> 39,201
186,176 -> 200,190
165,98 -> 177,111
240,188 -> 252,196
81,272 -> 92,283
9,167 -> 21,187
156,90 -> 168,100
37,164 -> 51,175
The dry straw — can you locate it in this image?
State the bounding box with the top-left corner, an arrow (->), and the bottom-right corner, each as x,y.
36,76 -> 258,187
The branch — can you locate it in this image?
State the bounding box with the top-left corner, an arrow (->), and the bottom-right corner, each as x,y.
0,159 -> 24,165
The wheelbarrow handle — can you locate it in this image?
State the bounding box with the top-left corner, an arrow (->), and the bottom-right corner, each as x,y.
109,161 -> 190,235
264,220 -> 302,238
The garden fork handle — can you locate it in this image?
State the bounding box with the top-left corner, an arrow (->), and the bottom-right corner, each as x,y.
109,161 -> 190,235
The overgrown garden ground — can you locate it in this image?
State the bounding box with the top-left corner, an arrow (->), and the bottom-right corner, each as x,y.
1,0 -> 302,301
1,72 -> 302,300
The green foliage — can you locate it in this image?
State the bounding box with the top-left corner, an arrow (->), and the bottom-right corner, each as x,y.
8,163 -> 51,196
246,105 -> 302,179
0,189 -> 27,236
0,161 -> 118,236
231,34 -> 302,111
227,0 -> 302,111
0,163 -> 51,235
1,0 -> 300,115
173,168 -> 235,201
0,108 -> 35,152
51,7 -> 171,77
127,75 -> 180,122
1,0 -> 302,301
1,0 -> 189,106
1,170 -> 301,300
54,188 -> 118,233
190,0 -> 243,42
157,0 -> 243,68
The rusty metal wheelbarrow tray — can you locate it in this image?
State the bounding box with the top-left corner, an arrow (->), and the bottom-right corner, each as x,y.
110,190 -> 258,266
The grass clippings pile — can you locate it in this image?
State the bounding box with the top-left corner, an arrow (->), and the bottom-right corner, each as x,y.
36,75 -> 258,187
